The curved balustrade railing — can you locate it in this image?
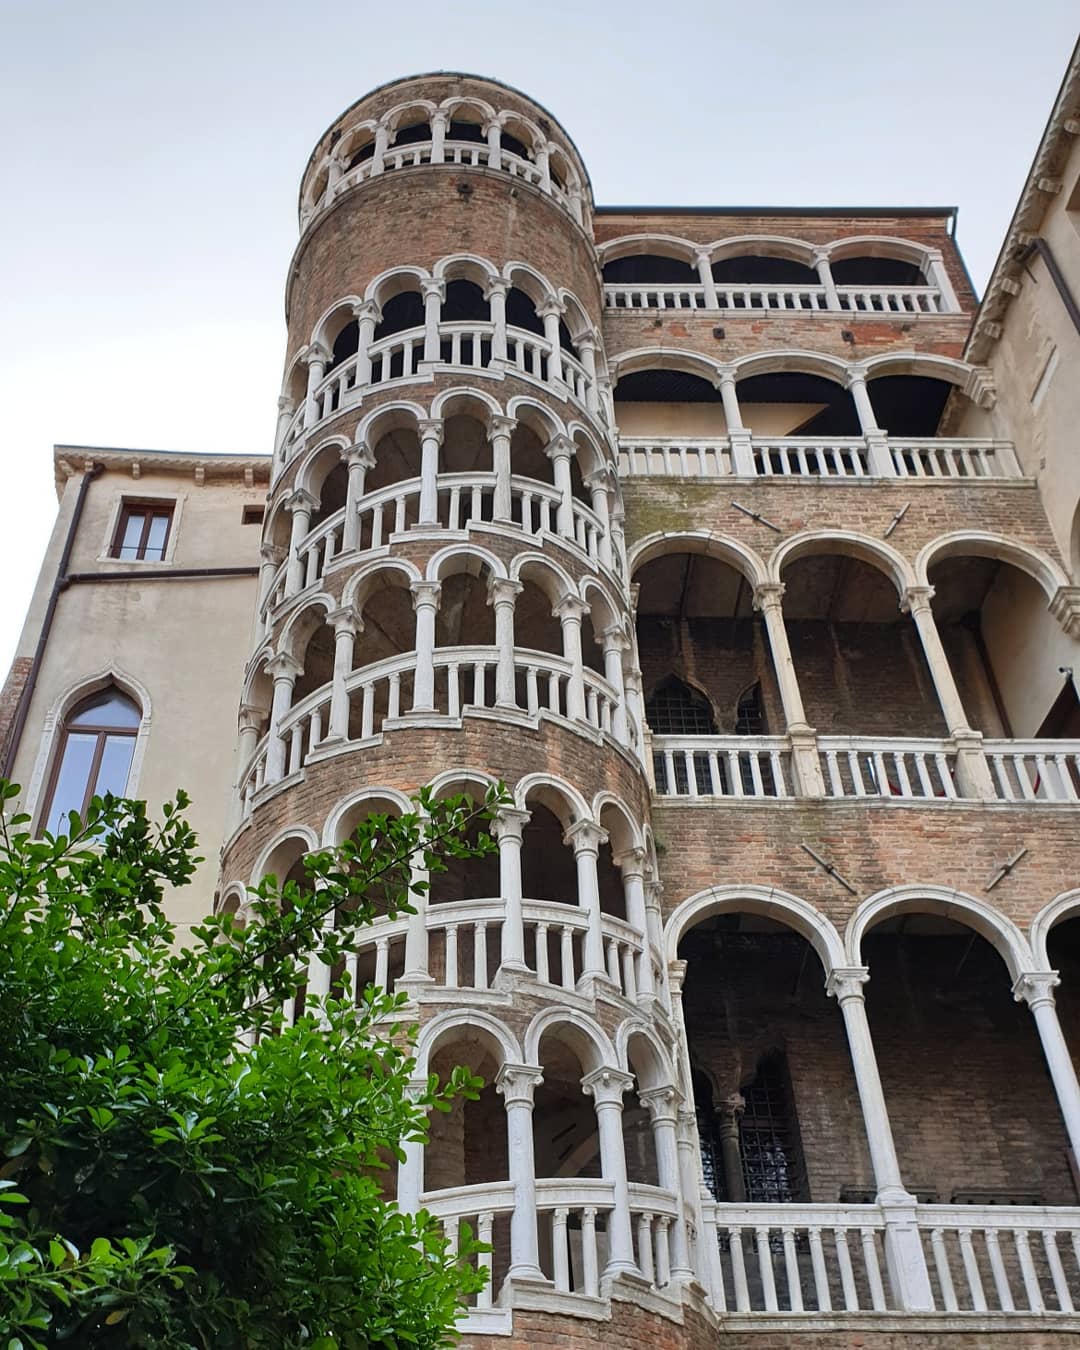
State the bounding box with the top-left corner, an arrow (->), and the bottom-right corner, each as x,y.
278,322 -> 605,466
302,139 -> 583,232
239,648 -> 626,812
616,435 -> 1023,481
603,282 -> 947,314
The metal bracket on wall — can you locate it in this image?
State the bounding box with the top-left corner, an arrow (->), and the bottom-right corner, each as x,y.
985,847 -> 1028,893
799,843 -> 858,896
731,500 -> 781,532
883,502 -> 911,538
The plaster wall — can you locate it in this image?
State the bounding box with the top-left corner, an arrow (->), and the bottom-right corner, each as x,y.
614,402 -> 825,438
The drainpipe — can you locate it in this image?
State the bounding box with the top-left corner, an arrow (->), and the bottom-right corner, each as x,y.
1014,238 -> 1080,338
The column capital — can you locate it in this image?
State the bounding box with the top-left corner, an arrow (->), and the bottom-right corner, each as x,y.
277,394 -> 295,415
410,580 -> 442,611
284,488 -> 319,514
491,806 -> 530,842
613,845 -> 647,878
564,819 -> 608,855
536,298 -> 566,320
811,247 -> 832,267
645,876 -> 664,909
715,364 -> 739,386
342,441 -> 376,470
417,418 -> 444,445
639,1085 -> 680,1124
420,277 -> 446,301
327,605 -> 362,635
826,966 -> 871,1002
238,702 -> 264,733
584,464 -> 615,492
845,365 -> 869,387
667,957 -> 687,994
429,108 -> 449,128
351,298 -> 382,324
901,584 -> 936,616
1013,970 -> 1061,1009
598,623 -> 630,653
693,248 -> 714,269
495,1062 -> 544,1105
487,414 -> 517,440
266,652 -> 303,682
300,342 -> 331,368
753,581 -> 786,612
552,593 -> 588,623
1049,586 -> 1080,638
717,1091 -> 746,1122
259,541 -> 286,565
483,275 -> 511,301
581,1066 -> 634,1105
545,433 -> 576,462
487,577 -> 523,609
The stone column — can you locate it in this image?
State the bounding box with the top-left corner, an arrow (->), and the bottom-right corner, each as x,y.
640,1087 -> 694,1280
229,703 -> 264,829
535,143 -> 551,192
584,467 -> 614,568
754,582 -> 825,797
488,578 -> 521,708
396,1077 -> 428,1211
302,345 -> 329,430
496,1064 -> 546,1282
565,820 -> 609,981
718,366 -> 754,475
370,124 -> 389,175
1014,972 -> 1080,1164
488,414 -> 516,521
284,489 -> 319,597
409,581 -> 441,713
813,249 -> 841,309
493,808 -> 530,974
538,301 -> 565,387
694,251 -> 720,309
716,1093 -> 746,1202
400,835 -> 432,989
924,248 -> 959,313
902,585 -> 995,799
341,443 -> 375,552
577,338 -> 600,414
545,435 -> 576,540
353,300 -> 381,387
847,366 -> 894,477
599,626 -> 629,744
827,967 -> 934,1312
274,395 -> 296,463
257,541 -> 285,615
484,277 -> 509,362
325,606 -> 360,741
417,419 -> 443,526
554,595 -> 588,721
582,1068 -> 638,1277
644,876 -> 666,1005
624,664 -> 647,765
429,109 -> 447,163
485,120 -> 502,172
615,848 -> 654,1000
421,279 -> 446,364
265,654 -> 302,784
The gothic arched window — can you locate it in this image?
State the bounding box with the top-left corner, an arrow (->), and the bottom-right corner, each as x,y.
644,675 -> 716,735
41,686 -> 141,835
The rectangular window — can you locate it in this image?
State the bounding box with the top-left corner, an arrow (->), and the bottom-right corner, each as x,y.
242,505 -> 265,525
111,502 -> 174,561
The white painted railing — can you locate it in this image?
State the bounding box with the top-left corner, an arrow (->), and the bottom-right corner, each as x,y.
618,438 -> 733,478
603,283 -> 945,313
985,741 -> 1080,803
651,736 -> 793,799
754,438 -> 870,477
918,1204 -> 1080,1314
368,327 -> 425,385
629,1184 -> 682,1289
819,737 -> 959,800
837,284 -> 944,314
704,1201 -> 890,1313
891,438 -> 1021,479
605,283 -> 711,310
537,1178 -> 615,1297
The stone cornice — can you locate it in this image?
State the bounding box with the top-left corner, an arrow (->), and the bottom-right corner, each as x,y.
53,445 -> 271,498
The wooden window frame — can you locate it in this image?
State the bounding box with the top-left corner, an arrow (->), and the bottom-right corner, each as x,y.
39,715 -> 138,832
110,499 -> 174,562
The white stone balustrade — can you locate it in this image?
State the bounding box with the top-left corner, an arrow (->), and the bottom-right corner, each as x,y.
651,736 -> 793,799
818,737 -> 960,800
616,435 -> 1024,481
603,282 -> 948,314
985,741 -> 1080,802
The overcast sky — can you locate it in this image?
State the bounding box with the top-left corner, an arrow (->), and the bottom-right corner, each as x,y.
1,1 -> 1077,672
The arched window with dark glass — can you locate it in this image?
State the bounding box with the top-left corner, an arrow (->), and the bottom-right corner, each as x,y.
739,1052 -> 807,1203
645,675 -> 716,735
41,686 -> 141,834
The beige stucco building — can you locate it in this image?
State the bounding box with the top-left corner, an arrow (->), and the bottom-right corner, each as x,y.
4,43 -> 1080,1350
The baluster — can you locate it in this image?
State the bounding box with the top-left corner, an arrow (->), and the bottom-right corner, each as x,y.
1054,754 -> 1079,800
872,750 -> 889,796
344,950 -> 358,1003
1044,1231 -> 1073,1312
930,1228 -> 958,1311
913,753 -> 934,797
387,672 -> 401,720
535,922 -> 550,982
849,750 -> 867,796
770,749 -> 788,797
637,1213 -> 656,1286
661,749 -> 676,794
729,1228 -> 750,1311
404,337 -> 417,376
1014,1229 -> 1043,1311
861,1229 -> 886,1310
957,1229 -> 988,1311
526,666 -> 539,715
560,925 -> 576,990
782,1227 -> 803,1312
445,1215 -> 460,1259
748,751 -> 765,797
288,723 -> 304,776
552,1208 -> 571,1292
472,660 -> 486,706
655,1216 -> 672,1288
1016,755 -> 1038,801
374,937 -> 389,991
370,503 -> 384,549
308,706 -> 323,750
825,750 -> 842,796
834,1228 -> 859,1310
707,750 -> 721,795
621,944 -> 637,1001
724,748 -> 741,797
548,670 -> 561,714
539,495 -> 553,533
685,750 -> 699,798
936,751 -> 958,797
471,483 -> 482,520
448,663 -> 460,718
606,936 -> 621,987
473,921 -> 488,991
1034,752 -> 1051,799
581,1208 -> 599,1298
394,492 -> 406,534
448,485 -> 461,530
984,1227 -> 1014,1311
756,1226 -> 778,1311
450,329 -> 462,365
808,1226 -> 832,1311
445,924 -> 459,988
304,544 -> 319,589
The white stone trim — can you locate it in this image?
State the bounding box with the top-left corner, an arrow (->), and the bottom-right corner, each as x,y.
96,490 -> 185,566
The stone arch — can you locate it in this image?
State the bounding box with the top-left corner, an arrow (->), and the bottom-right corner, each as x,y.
495,108 -> 546,156
437,93 -> 498,125
341,556 -> 422,612
556,288 -> 594,343
709,234 -> 818,267
506,394 -> 566,443
610,347 -> 723,387
618,1021 -> 676,1090
771,529 -> 915,596
363,264 -> 430,310
429,384 -> 503,424
382,98 -> 438,135
309,296 -> 365,356
322,785 -> 413,847
425,541 -> 507,584
354,399 -> 427,449
416,1008 -> 521,1077
665,883 -> 846,973
846,884 -> 1034,983
332,118 -> 380,169
509,551 -> 577,605
826,235 -> 938,268
915,531 -> 1069,601
513,772 -> 589,828
432,253 -> 499,287
524,1007 -> 617,1075
596,234 -> 700,267
579,574 -> 623,635
592,792 -> 643,856
1031,890 -> 1080,971
566,419 -> 610,477
502,260 -> 557,309
294,434 -> 351,501
629,530 -> 768,590
426,766 -> 499,802
277,593 -> 336,663
732,348 -> 851,384
251,824 -> 321,886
